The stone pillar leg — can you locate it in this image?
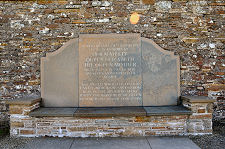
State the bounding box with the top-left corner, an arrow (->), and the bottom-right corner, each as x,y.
6,97 -> 41,137
181,96 -> 215,135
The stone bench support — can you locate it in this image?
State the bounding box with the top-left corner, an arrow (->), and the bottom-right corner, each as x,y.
6,97 -> 41,136
181,96 -> 215,135
6,96 -> 215,137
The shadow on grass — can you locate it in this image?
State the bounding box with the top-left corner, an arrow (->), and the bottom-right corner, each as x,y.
0,128 -> 9,137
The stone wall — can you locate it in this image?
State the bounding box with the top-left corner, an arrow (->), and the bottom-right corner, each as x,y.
0,0 -> 224,120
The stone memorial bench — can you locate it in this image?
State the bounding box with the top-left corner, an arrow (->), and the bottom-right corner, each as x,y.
6,34 -> 215,137
30,105 -> 192,117
6,98 -> 192,117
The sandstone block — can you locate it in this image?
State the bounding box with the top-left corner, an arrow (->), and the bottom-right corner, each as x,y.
20,129 -> 35,135
11,122 -> 24,128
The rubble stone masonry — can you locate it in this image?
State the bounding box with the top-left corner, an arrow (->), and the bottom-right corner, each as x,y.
0,0 -> 224,124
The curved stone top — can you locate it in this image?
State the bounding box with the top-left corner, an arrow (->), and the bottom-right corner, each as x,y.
41,34 -> 180,107
41,38 -> 79,107
141,37 -> 180,106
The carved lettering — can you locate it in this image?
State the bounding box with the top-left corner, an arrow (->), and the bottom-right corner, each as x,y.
79,35 -> 142,107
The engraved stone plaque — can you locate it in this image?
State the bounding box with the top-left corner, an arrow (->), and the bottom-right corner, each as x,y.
41,34 -> 180,107
79,34 -> 142,107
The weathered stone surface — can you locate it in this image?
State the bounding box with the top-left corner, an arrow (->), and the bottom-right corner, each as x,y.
0,0 -> 224,121
74,107 -> 146,117
29,107 -> 77,117
28,106 -> 192,117
2,0 -> 221,137
142,38 -> 180,106
9,105 -> 23,114
144,106 -> 191,116
7,96 -> 214,137
40,34 -> 180,107
6,97 -> 41,105
41,39 -> 79,107
141,0 -> 155,5
146,137 -> 200,149
79,34 -> 142,107
181,96 -> 216,103
20,129 -> 35,135
11,122 -> 24,127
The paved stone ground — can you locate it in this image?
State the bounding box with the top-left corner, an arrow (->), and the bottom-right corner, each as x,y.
0,136 -> 199,149
1,122 -> 224,149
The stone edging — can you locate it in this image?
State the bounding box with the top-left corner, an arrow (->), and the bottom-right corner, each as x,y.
5,97 -> 41,105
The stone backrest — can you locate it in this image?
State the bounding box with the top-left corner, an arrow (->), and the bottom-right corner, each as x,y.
41,34 -> 180,107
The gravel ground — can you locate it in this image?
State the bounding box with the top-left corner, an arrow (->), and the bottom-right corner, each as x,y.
190,121 -> 225,149
0,121 -> 224,149
0,134 -> 32,149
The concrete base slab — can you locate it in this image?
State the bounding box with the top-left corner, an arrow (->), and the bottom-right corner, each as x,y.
20,136 -> 200,149
146,136 -> 200,149
22,137 -> 74,149
71,137 -> 150,149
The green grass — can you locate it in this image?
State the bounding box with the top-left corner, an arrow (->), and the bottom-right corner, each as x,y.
0,128 -> 9,136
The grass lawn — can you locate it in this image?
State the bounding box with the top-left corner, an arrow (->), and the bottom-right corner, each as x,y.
0,128 -> 9,136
